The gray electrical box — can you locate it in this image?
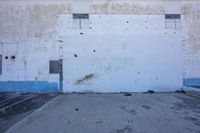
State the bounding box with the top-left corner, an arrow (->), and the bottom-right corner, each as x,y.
49,60 -> 60,74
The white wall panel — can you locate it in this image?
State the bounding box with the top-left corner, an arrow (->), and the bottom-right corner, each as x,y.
59,14 -> 183,92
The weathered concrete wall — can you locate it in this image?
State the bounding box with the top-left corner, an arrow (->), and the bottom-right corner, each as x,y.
181,1 -> 200,87
0,0 -> 199,92
0,1 -> 71,91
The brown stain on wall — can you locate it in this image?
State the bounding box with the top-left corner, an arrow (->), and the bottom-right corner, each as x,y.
76,74 -> 95,85
0,4 -> 29,41
111,3 -> 164,14
27,3 -> 72,38
90,2 -> 164,14
0,3 -> 72,41
0,1 -> 164,41
90,2 -> 110,14
181,4 -> 200,54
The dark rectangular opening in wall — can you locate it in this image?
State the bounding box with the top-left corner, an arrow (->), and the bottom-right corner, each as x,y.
49,60 -> 60,74
73,14 -> 89,19
165,14 -> 181,19
0,55 -> 2,75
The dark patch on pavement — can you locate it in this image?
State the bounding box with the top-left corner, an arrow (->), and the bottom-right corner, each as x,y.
142,105 -> 151,109
172,95 -> 200,112
111,125 -> 133,133
170,94 -> 200,127
120,105 -> 136,115
123,92 -> 132,96
127,119 -> 134,124
75,108 -> 79,111
0,92 -> 58,133
184,116 -> 200,126
96,120 -> 103,124
67,121 -> 71,125
175,90 -> 186,94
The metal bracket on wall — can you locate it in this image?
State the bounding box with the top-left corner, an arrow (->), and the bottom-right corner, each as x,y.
59,59 -> 63,91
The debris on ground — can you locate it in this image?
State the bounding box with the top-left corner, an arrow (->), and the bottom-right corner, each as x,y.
175,90 -> 186,93
144,90 -> 155,94
123,92 -> 132,96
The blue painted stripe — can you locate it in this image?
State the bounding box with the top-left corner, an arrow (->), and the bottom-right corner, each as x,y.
0,81 -> 59,92
183,78 -> 200,87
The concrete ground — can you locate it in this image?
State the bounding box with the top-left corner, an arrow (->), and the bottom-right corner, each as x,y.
4,92 -> 200,133
0,92 -> 57,133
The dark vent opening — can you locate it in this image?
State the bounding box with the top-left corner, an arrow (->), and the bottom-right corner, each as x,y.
73,14 -> 89,19
165,14 -> 181,19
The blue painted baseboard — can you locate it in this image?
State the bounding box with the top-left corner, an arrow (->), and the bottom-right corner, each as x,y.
0,81 -> 59,92
183,78 -> 200,87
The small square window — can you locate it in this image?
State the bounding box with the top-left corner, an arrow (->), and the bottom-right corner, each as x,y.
165,14 -> 181,19
73,14 -> 89,19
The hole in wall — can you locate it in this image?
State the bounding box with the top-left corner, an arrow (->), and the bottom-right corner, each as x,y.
74,54 -> 78,57
5,56 -> 8,59
93,50 -> 96,52
58,40 -> 63,43
11,56 -> 15,60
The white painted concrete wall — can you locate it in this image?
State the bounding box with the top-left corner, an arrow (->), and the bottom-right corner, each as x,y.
0,0 -> 199,92
60,14 -> 183,92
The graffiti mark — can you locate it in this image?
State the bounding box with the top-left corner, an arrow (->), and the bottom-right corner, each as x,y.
76,74 -> 95,84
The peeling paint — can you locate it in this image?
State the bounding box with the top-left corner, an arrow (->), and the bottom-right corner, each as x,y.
90,2 -> 164,14
110,2 -> 164,14
90,2 -> 110,14
181,3 -> 200,79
